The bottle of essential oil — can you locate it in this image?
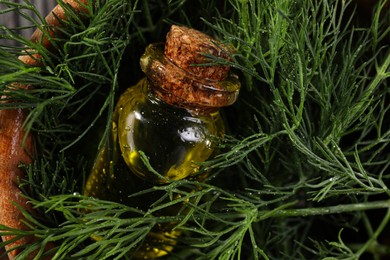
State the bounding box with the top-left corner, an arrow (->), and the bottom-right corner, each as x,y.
84,25 -> 240,258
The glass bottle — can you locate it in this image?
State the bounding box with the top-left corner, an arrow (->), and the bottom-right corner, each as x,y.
84,25 -> 240,258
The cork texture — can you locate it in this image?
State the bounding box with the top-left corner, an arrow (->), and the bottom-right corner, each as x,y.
164,25 -> 231,82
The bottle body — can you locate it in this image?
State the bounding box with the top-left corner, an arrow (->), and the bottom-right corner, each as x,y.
84,78 -> 225,258
117,78 -> 224,183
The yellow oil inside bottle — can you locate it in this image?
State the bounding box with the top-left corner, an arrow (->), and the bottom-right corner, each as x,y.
84,78 -> 225,258
117,78 -> 224,183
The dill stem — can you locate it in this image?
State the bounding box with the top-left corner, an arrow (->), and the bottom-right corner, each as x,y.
354,207 -> 390,258
257,200 -> 390,220
142,0 -> 154,32
349,242 -> 390,257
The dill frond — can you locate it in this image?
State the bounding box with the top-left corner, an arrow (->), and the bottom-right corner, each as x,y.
1,0 -> 390,259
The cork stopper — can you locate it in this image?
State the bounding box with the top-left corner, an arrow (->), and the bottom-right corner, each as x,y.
164,25 -> 231,81
140,25 -> 240,111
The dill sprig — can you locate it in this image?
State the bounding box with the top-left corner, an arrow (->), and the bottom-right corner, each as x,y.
1,0 -> 390,259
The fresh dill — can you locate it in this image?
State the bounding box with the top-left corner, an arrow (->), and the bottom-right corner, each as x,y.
0,0 -> 389,259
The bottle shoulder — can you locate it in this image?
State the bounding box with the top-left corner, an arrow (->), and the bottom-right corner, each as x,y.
116,78 -> 223,125
116,78 -> 148,110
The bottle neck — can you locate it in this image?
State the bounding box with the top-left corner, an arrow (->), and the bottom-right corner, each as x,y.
146,81 -> 219,115
140,44 -> 240,115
